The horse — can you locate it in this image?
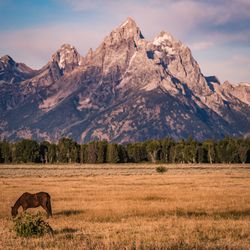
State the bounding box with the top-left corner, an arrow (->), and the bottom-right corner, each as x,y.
11,192 -> 52,218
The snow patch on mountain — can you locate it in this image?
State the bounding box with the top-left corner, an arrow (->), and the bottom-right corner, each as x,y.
153,32 -> 175,46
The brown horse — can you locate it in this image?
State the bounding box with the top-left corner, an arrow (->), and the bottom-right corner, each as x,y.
11,192 -> 52,218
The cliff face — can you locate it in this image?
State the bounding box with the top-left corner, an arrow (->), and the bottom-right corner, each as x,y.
0,18 -> 249,142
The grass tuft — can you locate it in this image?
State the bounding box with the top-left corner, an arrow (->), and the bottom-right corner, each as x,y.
155,166 -> 167,174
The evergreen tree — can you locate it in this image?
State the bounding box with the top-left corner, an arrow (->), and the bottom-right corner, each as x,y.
173,140 -> 185,163
15,139 -> 40,163
87,141 -> 98,163
80,144 -> 88,163
197,144 -> 207,163
58,138 -> 79,163
97,140 -> 108,163
203,140 -> 216,164
40,141 -> 50,163
0,140 -> 12,163
183,137 -> 198,163
160,138 -> 174,163
11,143 -> 17,163
126,143 -> 147,163
216,138 -> 239,163
106,143 -> 120,163
118,144 -> 128,163
47,143 -> 58,163
145,140 -> 161,163
0,141 -> 3,163
237,139 -> 250,163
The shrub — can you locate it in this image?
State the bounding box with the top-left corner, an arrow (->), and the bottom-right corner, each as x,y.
155,166 -> 167,174
12,212 -> 53,237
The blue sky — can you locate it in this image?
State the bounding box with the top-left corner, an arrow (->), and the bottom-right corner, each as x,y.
0,0 -> 250,83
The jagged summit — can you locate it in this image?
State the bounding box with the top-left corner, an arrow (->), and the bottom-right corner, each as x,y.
86,17 -> 146,75
119,17 -> 144,38
0,55 -> 16,65
56,43 -> 76,54
103,17 -> 144,44
0,55 -> 35,84
51,44 -> 82,71
120,17 -> 136,27
25,44 -> 83,87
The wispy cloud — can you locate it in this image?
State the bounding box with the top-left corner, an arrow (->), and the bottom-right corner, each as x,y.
59,0 -> 250,41
190,41 -> 215,51
0,23 -> 106,68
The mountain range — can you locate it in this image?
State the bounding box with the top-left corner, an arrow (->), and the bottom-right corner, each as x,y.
0,17 -> 250,143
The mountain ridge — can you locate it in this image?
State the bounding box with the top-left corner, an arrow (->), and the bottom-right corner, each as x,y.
0,17 -> 249,143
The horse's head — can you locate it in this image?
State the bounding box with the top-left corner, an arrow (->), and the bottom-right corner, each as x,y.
11,206 -> 18,218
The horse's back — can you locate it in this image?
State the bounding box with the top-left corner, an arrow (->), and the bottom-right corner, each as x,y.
21,192 -> 32,198
36,192 -> 51,201
20,192 -> 50,200
38,192 -> 50,197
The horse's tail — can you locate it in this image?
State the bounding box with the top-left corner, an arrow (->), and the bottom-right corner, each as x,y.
46,195 -> 52,217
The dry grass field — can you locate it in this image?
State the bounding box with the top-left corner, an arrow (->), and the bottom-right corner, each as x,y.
0,164 -> 250,249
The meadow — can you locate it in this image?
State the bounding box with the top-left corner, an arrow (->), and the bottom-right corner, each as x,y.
0,164 -> 249,249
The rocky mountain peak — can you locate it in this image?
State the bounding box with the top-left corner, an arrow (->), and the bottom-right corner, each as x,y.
102,17 -> 144,47
26,44 -> 82,87
120,17 -> 136,27
87,18 -> 145,75
0,55 -> 16,67
118,17 -> 144,40
51,44 -> 82,72
0,55 -> 35,84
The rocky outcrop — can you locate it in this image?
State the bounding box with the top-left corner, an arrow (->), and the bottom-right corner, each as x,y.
0,17 -> 249,142
0,55 -> 35,84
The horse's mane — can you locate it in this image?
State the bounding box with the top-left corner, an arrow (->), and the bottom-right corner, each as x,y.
13,193 -> 29,208
13,196 -> 22,209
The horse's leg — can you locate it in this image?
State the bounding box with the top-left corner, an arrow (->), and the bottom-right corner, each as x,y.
46,199 -> 52,217
41,202 -> 50,218
41,204 -> 49,218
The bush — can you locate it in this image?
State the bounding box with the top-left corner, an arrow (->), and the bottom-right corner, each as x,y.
12,212 -> 53,237
155,166 -> 167,174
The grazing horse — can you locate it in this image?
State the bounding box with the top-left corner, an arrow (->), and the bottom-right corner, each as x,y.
11,192 -> 52,218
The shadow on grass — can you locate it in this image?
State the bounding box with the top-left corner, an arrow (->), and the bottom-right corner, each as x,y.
54,209 -> 85,217
142,195 -> 166,201
54,227 -> 79,236
174,209 -> 250,219
213,209 -> 250,220
175,209 -> 208,218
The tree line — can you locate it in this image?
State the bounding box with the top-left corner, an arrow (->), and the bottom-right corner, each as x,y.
0,137 -> 249,164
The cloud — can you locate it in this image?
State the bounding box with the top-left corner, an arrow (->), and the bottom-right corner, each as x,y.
61,0 -> 111,11
58,0 -> 250,44
0,22 -> 107,68
190,41 -> 215,51
232,54 -> 250,65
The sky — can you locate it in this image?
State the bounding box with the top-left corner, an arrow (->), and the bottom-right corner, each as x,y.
0,0 -> 250,84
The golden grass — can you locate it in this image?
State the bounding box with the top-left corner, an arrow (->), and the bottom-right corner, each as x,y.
0,164 -> 249,249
